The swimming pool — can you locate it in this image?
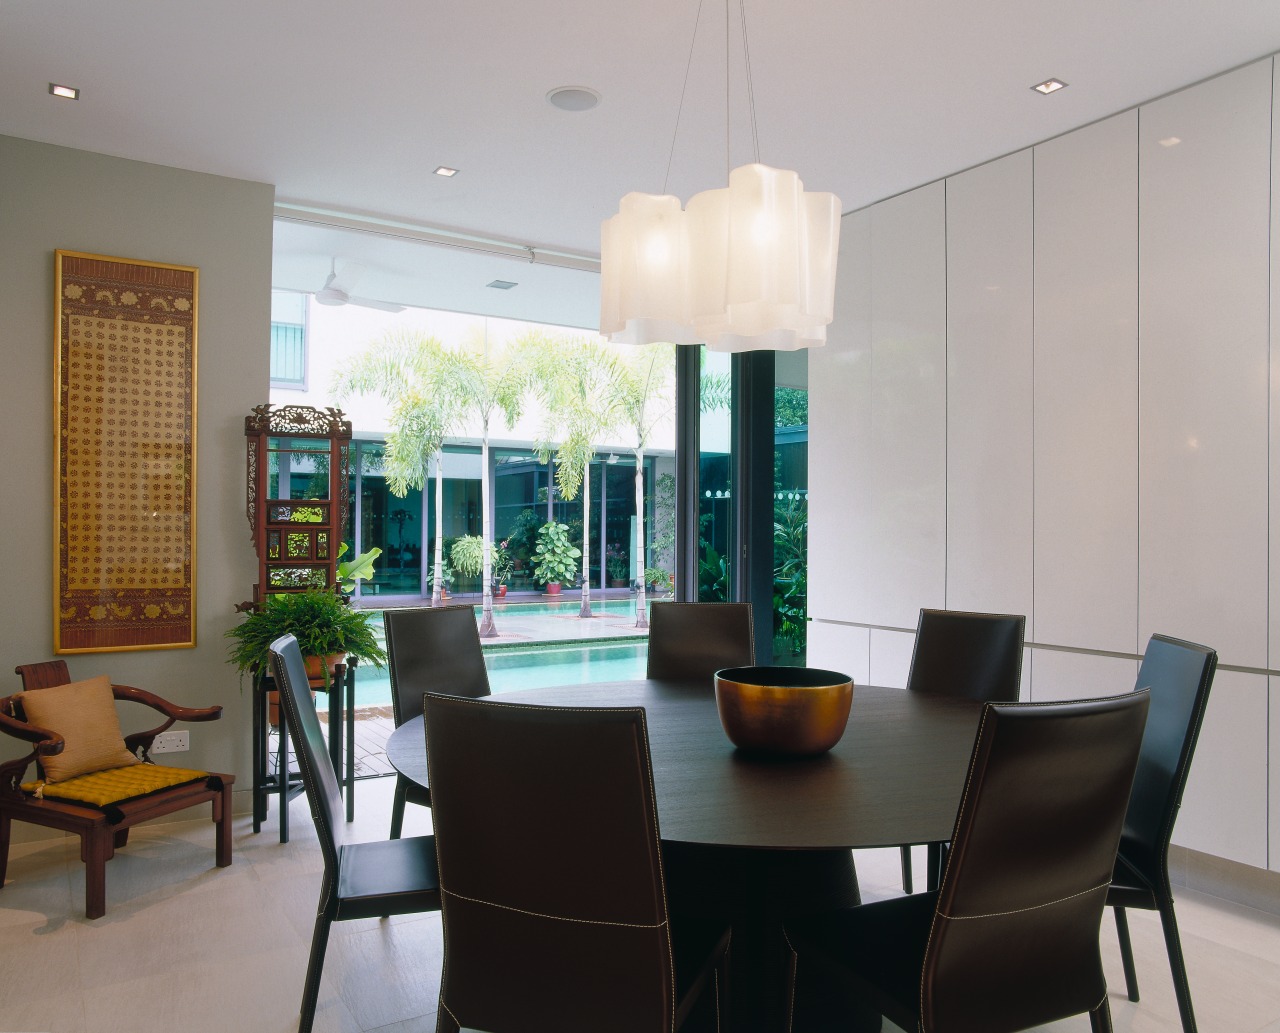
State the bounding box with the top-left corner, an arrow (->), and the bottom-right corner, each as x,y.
351,638 -> 649,707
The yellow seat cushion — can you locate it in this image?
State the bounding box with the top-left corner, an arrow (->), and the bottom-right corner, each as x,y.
22,764 -> 210,809
17,676 -> 140,782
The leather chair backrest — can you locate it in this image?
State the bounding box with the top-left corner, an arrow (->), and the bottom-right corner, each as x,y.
383,605 -> 490,728
423,693 -> 674,1033
907,609 -> 1025,701
270,634 -> 346,870
646,601 -> 755,684
1121,634 -> 1217,879
924,691 -> 1150,1032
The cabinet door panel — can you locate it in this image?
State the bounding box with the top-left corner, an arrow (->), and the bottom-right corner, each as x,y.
945,151 -> 1034,620
807,621 -> 870,688
1138,59 -> 1271,669
1033,112 -> 1139,654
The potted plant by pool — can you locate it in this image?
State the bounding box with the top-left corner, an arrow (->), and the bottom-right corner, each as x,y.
491,540 -> 514,598
533,520 -> 580,596
645,567 -> 673,595
226,586 -> 387,725
606,545 -> 629,588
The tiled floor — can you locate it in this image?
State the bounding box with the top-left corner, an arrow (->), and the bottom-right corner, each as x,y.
3,776 -> 1280,1033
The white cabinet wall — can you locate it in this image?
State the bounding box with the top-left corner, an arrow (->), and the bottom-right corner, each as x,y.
944,151 -> 1034,621
1137,60 -> 1272,671
1032,112 -> 1139,655
1173,672 -> 1268,869
809,55 -> 1280,872
809,186 -> 947,629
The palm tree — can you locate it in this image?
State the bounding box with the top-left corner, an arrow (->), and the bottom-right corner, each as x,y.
524,333 -> 627,618
450,328 -> 528,637
330,330 -> 467,607
613,343 -> 677,628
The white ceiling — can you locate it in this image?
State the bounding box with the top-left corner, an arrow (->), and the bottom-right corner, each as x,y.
4,0 -> 1280,328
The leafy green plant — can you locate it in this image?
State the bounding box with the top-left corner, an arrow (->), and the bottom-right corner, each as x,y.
606,546 -> 629,581
449,535 -> 485,577
505,508 -> 542,564
772,497 -> 808,656
335,542 -> 381,594
491,541 -> 514,585
225,589 -> 386,688
533,521 -> 581,586
644,566 -> 672,592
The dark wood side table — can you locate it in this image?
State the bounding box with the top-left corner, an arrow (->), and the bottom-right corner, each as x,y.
252,659 -> 357,842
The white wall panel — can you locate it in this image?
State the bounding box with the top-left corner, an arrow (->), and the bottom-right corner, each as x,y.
1028,649 -> 1139,703
1271,59 -> 1280,675
945,151 -> 1034,620
1173,672 -> 1268,868
1033,112 -> 1139,654
869,628 -> 915,689
806,621 -> 870,687
809,208 -> 872,624
1138,59 -> 1272,669
864,183 -> 949,629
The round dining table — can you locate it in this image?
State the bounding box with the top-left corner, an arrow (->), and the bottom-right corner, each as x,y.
386,678 -> 985,1033
385,678 -> 984,851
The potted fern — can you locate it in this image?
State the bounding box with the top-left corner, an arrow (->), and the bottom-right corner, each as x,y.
226,588 -> 387,724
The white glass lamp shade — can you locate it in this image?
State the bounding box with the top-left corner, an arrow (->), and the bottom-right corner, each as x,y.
600,192 -> 701,346
601,164 -> 841,352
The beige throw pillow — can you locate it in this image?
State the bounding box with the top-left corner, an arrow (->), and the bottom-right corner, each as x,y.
18,676 -> 140,783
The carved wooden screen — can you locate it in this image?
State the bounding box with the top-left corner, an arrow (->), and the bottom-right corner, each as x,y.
245,405 -> 352,603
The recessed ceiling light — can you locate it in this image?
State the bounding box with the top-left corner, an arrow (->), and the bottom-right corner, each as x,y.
547,86 -> 600,112
1159,136 -> 1182,148
1032,78 -> 1068,95
434,166 -> 458,178
487,280 -> 518,290
48,82 -> 79,100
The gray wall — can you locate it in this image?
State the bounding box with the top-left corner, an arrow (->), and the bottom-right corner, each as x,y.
0,135 -> 273,820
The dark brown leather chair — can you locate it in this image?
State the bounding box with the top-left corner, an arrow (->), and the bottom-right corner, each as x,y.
786,690 -> 1151,1033
423,692 -> 731,1033
1109,634 -> 1217,1033
646,601 -> 755,684
383,605 -> 490,838
899,607 -> 1026,892
269,635 -> 441,1033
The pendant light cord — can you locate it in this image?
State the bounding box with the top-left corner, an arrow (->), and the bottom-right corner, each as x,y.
663,0 -> 708,196
739,0 -> 760,164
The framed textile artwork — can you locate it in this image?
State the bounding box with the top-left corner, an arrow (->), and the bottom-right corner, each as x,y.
54,250 -> 198,652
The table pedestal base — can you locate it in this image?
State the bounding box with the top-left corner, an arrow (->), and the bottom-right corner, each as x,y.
663,844 -> 880,1033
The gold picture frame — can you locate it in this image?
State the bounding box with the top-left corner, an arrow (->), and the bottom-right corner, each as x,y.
54,250 -> 198,652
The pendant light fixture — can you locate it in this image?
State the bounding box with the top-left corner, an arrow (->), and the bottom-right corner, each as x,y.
600,0 -> 841,352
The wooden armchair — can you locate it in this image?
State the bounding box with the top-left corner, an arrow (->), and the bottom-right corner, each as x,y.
0,660 -> 234,919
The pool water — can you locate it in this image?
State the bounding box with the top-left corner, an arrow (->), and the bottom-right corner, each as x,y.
351,635 -> 649,708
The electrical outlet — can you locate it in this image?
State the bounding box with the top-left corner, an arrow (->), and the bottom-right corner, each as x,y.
151,730 -> 190,753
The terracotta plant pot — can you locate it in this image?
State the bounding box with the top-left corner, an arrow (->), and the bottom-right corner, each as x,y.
610,579 -> 627,588
544,582 -> 562,595
269,652 -> 344,727
495,584 -> 508,598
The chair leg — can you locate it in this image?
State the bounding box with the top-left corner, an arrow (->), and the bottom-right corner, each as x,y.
299,912 -> 333,1033
0,812 -> 10,887
926,842 -> 944,891
113,828 -> 130,848
899,845 -> 913,893
390,775 -> 408,840
215,781 -> 234,868
1158,898 -> 1198,1033
82,830 -> 110,920
1089,996 -> 1114,1033
1113,905 -> 1139,1002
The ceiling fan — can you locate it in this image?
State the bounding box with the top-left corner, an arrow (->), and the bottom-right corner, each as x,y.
314,259 -> 405,312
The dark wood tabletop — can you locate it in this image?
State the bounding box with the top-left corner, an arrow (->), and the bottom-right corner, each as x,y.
386,679 -> 985,851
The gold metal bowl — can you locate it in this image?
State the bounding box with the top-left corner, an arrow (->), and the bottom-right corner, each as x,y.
713,666 -> 854,756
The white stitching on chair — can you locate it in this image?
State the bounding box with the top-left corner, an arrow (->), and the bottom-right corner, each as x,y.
938,880 -> 1111,921
441,887 -> 669,929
